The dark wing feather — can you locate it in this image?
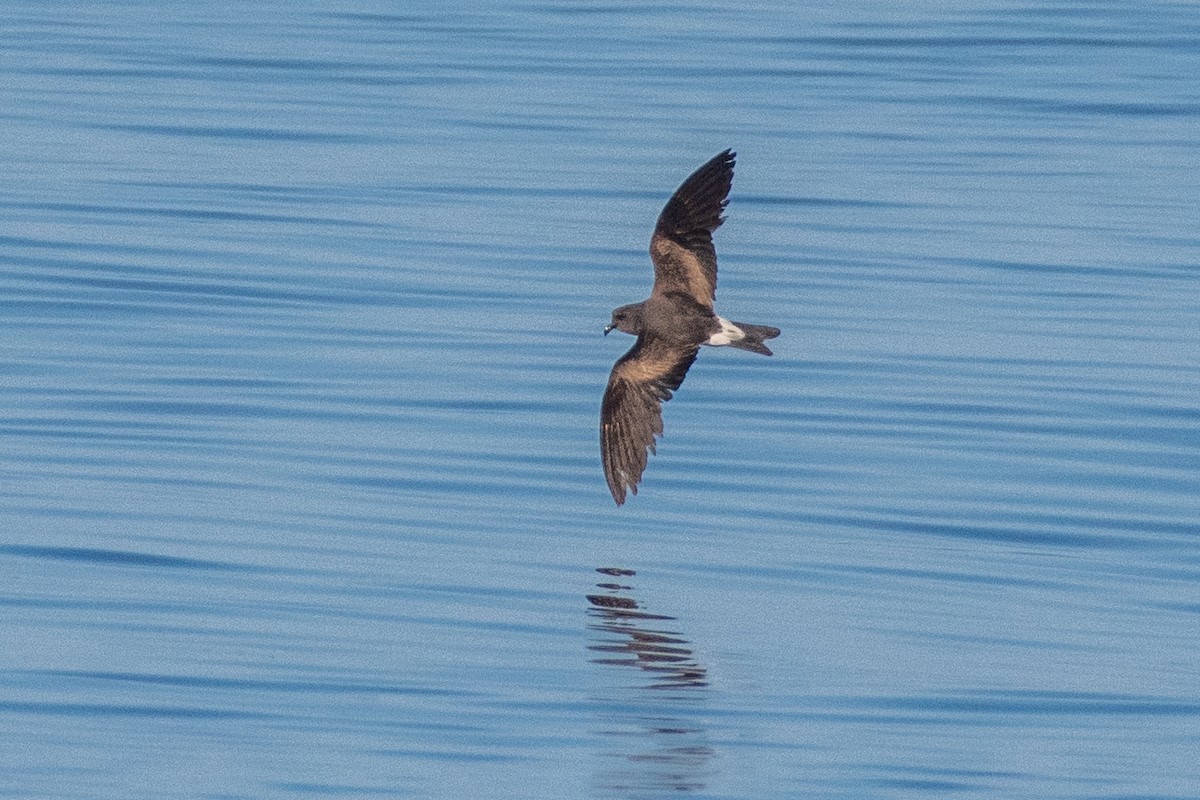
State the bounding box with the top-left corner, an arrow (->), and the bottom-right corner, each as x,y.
600,335 -> 700,505
649,149 -> 735,308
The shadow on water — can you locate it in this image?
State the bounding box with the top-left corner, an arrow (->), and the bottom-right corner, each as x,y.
586,568 -> 715,797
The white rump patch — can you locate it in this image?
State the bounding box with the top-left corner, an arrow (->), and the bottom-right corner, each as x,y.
705,316 -> 745,347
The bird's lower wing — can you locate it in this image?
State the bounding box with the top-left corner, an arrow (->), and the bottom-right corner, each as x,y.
600,336 -> 699,505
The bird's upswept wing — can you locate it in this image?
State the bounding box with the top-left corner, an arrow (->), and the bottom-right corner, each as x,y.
600,335 -> 700,505
649,149 -> 735,308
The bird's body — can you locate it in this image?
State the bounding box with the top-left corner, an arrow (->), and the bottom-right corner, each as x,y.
600,150 -> 780,505
609,294 -> 712,343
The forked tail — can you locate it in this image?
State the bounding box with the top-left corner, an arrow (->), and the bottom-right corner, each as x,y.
728,321 -> 781,356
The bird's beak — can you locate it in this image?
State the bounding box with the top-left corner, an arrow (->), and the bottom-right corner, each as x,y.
603,324 -> 614,336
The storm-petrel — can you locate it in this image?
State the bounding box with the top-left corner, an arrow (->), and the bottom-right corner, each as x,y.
601,149 -> 780,505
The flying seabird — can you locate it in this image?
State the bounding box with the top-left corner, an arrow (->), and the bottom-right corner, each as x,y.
601,149 -> 780,505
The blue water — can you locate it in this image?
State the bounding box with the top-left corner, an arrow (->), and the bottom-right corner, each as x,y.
3,2 -> 1200,798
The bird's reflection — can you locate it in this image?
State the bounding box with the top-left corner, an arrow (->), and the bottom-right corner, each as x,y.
587,567 -> 708,689
587,567 -> 715,795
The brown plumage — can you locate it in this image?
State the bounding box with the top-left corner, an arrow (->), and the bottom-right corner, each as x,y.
600,150 -> 780,505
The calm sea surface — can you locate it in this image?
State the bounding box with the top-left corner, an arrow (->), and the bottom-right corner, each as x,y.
3,2 -> 1199,798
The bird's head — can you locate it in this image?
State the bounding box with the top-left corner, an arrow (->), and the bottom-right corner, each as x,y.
605,303 -> 644,336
